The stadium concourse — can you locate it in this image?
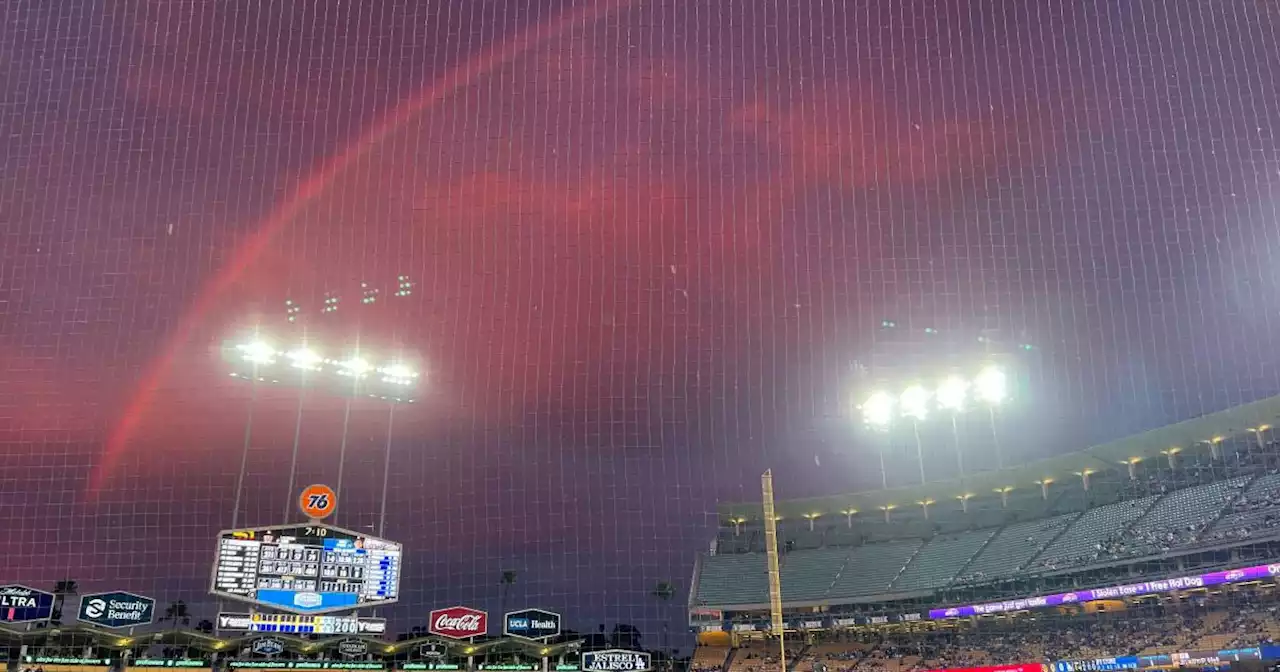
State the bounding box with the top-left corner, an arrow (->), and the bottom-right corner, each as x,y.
688,395 -> 1280,672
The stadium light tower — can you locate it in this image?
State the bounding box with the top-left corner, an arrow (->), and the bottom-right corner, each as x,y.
856,362 -> 1015,488
974,364 -> 1009,469
223,333 -> 422,532
900,385 -> 930,484
860,391 -> 895,488
226,337 -> 282,530
936,376 -> 970,477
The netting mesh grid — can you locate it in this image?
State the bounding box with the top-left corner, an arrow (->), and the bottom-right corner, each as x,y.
1,0 -> 1279,657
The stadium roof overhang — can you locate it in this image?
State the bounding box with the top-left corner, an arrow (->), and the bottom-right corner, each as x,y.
720,393 -> 1280,522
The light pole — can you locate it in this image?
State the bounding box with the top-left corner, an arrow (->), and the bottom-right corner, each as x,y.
858,363 -> 1013,488
860,391 -> 894,488
224,337 -> 421,528
229,340 -> 277,529
974,365 -> 1008,469
936,376 -> 971,478
900,385 -> 930,485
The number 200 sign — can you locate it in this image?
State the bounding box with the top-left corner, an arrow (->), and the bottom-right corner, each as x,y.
299,484 -> 337,520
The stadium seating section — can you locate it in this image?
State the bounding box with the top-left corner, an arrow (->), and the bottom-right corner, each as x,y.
702,592 -> 1280,672
1201,472 -> 1280,544
954,513 -> 1074,584
696,467 -> 1280,607
887,530 -> 993,592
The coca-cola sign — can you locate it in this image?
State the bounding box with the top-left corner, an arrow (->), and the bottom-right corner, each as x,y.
428,606 -> 488,639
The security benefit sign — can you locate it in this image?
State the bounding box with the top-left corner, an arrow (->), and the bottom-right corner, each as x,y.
503,609 -> 561,640
581,651 -> 651,672
78,592 -> 156,629
0,585 -> 55,623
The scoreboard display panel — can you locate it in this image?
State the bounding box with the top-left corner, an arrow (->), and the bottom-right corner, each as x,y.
210,523 -> 402,614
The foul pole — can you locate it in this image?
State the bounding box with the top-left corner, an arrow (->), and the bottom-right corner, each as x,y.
761,470 -> 786,672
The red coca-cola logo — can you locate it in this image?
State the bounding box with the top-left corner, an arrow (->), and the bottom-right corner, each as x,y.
428,606 -> 488,639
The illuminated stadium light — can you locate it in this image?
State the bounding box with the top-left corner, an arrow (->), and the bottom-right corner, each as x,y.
379,363 -> 419,386
286,347 -> 323,371
236,340 -> 277,365
900,385 -> 930,421
936,376 -> 970,412
337,356 -> 373,379
395,275 -> 414,297
973,365 -> 1008,406
861,391 -> 895,429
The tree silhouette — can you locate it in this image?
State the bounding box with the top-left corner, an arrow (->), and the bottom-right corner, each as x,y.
163,600 -> 190,632
50,580 -> 79,626
500,570 -> 517,616
651,581 -> 676,665
610,624 -> 642,650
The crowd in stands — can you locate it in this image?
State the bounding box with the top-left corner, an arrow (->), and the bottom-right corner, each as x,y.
706,589 -> 1280,672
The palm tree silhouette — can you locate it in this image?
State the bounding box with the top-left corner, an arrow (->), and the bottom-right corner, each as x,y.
163,600 -> 190,632
651,581 -> 676,668
500,570 -> 517,615
50,579 -> 79,626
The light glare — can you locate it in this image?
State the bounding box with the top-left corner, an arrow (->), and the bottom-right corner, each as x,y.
974,365 -> 1008,405
382,364 -> 416,379
900,385 -> 930,420
936,376 -> 969,411
237,341 -> 276,365
862,391 -> 894,429
339,357 -> 373,376
287,347 -> 323,370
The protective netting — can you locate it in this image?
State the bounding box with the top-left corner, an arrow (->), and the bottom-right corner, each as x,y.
1,0 -> 1278,658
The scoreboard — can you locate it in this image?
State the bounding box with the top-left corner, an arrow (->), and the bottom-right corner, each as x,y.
211,523 -> 402,614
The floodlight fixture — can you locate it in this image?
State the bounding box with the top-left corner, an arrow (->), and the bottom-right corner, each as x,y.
379,363 -> 420,386
936,376 -> 970,412
287,347 -> 323,371
861,391 -> 895,429
237,340 -> 277,365
974,365 -> 1008,406
900,385 -> 930,421
337,356 -> 373,378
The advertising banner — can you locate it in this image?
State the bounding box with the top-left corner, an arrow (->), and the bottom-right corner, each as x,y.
504,608 -> 562,640
930,562 -> 1280,619
926,665 -> 1045,672
217,612 -> 386,635
581,651 -> 652,672
77,591 -> 155,629
0,585 -> 56,623
428,606 -> 488,639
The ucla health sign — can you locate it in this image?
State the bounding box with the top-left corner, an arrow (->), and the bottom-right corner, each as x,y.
78,591 -> 155,629
0,585 -> 55,623
504,608 -> 561,640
